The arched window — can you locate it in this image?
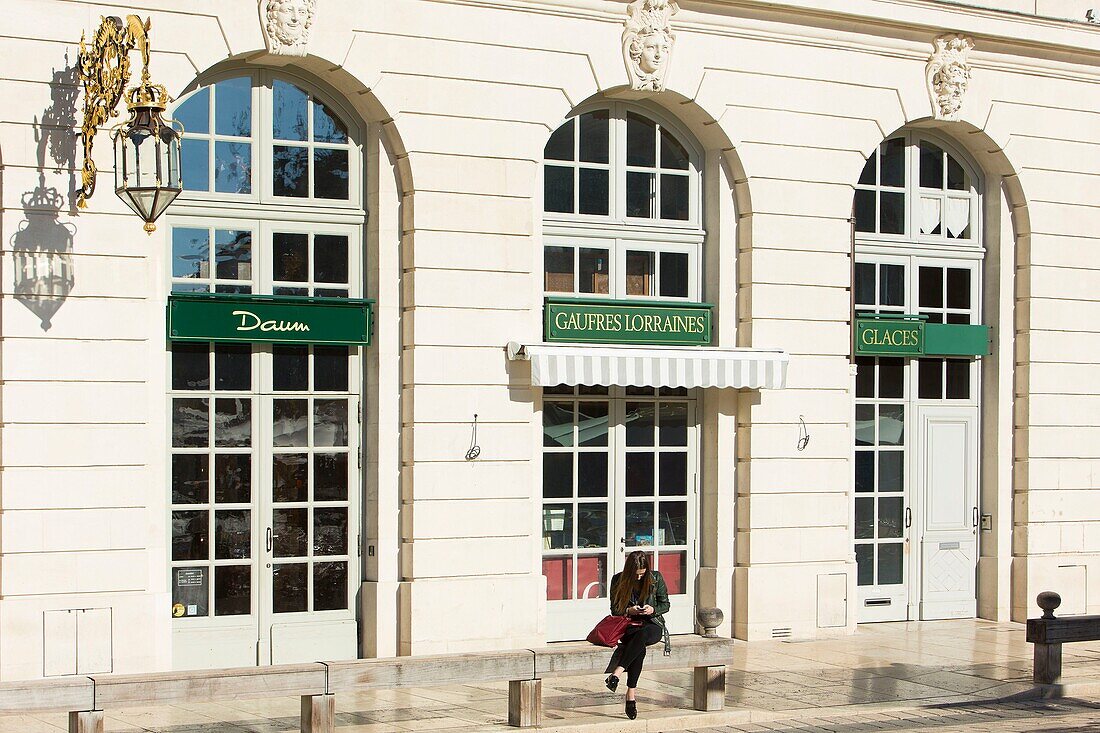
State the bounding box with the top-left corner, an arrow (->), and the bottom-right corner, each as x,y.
166,71 -> 364,667
851,132 -> 984,625
542,104 -> 703,300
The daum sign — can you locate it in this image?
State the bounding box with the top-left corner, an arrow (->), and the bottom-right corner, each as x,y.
168,293 -> 373,346
855,315 -> 990,357
545,297 -> 712,346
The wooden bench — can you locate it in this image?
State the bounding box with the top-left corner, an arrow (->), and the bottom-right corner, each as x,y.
1026,591 -> 1100,685
0,635 -> 734,732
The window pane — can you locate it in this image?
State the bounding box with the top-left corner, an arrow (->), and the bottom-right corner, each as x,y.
858,152 -> 876,185
626,171 -> 654,218
578,168 -> 609,215
272,80 -> 308,141
920,141 -> 944,189
658,501 -> 686,545
173,398 -> 209,448
625,454 -> 654,496
659,402 -> 688,446
660,175 -> 689,220
315,235 -> 349,284
173,228 -> 210,279
947,269 -> 971,309
214,566 -> 250,617
579,248 -> 609,295
855,544 -> 873,585
626,250 -> 654,296
947,312 -> 970,325
577,401 -> 609,447
215,454 -> 251,504
273,399 -> 308,447
273,454 -> 308,502
854,189 -> 875,232
214,344 -> 251,391
880,264 -> 904,307
273,145 -> 309,197
544,166 -> 573,214
274,233 -> 308,282
543,557 -> 572,601
879,497 -> 903,539
578,110 -> 609,164
855,357 -> 874,398
314,453 -> 349,502
918,358 -> 943,399
215,77 -> 251,137
946,154 -> 968,191
181,138 -> 210,191
173,567 -> 208,618
919,266 -> 943,308
175,88 -> 209,135
542,504 -> 573,549
214,141 -> 251,194
577,506 -> 607,549
172,510 -> 208,561
544,119 -> 574,161
627,113 -> 656,167
314,346 -> 349,392
625,502 -> 654,545
878,358 -> 904,399
626,402 -> 655,446
854,263 -> 874,306
658,252 -> 689,297
946,359 -> 970,399
855,404 -> 874,446
659,452 -> 687,495
172,343 -> 209,390
214,398 -> 251,448
314,508 -> 348,555
272,563 -> 307,613
855,497 -> 873,539
215,509 -> 251,559
855,451 -> 873,493
543,453 -> 573,498
878,543 -> 903,585
879,451 -> 903,493
543,402 -> 573,448
173,454 -> 208,504
919,197 -> 942,235
660,128 -> 689,170
577,554 -> 607,598
314,399 -> 349,447
878,404 -> 904,446
544,246 -> 574,293
880,192 -> 904,234
578,452 -> 608,497
880,138 -> 905,187
215,230 -> 251,280
314,148 -> 349,200
314,101 -> 348,144
273,346 -> 309,391
314,562 -> 348,611
273,508 -> 308,557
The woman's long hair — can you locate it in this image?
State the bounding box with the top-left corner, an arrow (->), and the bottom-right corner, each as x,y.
611,551 -> 653,615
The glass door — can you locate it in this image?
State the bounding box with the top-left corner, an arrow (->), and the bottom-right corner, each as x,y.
542,386 -> 696,640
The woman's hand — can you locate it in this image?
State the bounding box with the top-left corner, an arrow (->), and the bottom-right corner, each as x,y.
638,604 -> 654,616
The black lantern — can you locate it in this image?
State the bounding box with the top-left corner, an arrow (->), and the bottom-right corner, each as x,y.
112,79 -> 182,234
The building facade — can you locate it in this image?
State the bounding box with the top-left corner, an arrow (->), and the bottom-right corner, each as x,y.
1,0 -> 1098,679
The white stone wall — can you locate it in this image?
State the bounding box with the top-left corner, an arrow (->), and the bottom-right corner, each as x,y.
0,0 -> 1098,677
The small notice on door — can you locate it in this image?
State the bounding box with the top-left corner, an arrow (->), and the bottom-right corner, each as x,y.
176,569 -> 204,586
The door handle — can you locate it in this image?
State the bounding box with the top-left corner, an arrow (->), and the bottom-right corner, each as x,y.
904,507 -> 911,529
266,527 -> 273,553
972,507 -> 978,528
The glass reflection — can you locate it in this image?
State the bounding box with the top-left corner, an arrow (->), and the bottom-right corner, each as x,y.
172,510 -> 208,561
314,453 -> 348,501
577,401 -> 608,447
576,505 -> 607,548
272,563 -> 308,613
173,454 -> 208,504
173,228 -> 209,278
215,77 -> 251,137
214,398 -> 251,448
543,402 -> 573,447
214,141 -> 252,194
625,402 -> 655,446
173,398 -> 209,448
625,502 -> 654,546
272,80 -> 308,141
215,454 -> 251,504
215,230 -> 251,280
314,148 -> 349,200
215,509 -> 251,559
314,562 -> 348,611
314,102 -> 348,144
274,145 -> 309,197
314,399 -> 349,447
542,504 -> 573,550
658,501 -> 686,545
315,235 -> 349,284
272,454 -> 308,503
273,508 -> 308,557
214,565 -> 250,616
273,399 -> 308,446
274,232 -> 309,282
313,508 -> 348,555
878,404 -> 904,446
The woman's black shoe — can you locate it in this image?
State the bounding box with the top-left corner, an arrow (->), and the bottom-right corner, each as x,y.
605,674 -> 619,692
625,700 -> 637,720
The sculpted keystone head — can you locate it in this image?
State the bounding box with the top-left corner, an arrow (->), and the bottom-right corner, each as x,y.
261,0 -> 316,56
622,0 -> 679,92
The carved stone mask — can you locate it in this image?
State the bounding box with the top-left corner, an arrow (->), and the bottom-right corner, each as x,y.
265,0 -> 314,50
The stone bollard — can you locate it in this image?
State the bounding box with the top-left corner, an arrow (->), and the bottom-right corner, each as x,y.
1033,591 -> 1062,685
697,607 -> 724,638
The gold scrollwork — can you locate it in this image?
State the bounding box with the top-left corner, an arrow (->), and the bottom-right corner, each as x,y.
76,15 -> 151,208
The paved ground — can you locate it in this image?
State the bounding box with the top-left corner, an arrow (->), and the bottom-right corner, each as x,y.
5,620 -> 1100,732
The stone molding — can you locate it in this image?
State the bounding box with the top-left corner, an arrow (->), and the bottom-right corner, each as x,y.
926,33 -> 975,121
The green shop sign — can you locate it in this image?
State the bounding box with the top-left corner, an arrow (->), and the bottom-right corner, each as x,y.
545,297 -> 712,346
855,315 -> 989,357
168,293 -> 373,346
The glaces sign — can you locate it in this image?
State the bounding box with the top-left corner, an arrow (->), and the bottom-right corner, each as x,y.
545,298 -> 712,346
168,293 -> 373,346
855,319 -> 923,356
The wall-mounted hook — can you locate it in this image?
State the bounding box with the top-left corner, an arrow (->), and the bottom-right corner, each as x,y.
465,414 -> 481,460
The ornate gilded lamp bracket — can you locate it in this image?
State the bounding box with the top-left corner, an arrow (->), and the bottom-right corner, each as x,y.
76,15 -> 151,208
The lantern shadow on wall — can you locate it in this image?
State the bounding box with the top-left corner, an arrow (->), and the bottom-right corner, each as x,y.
12,58 -> 81,331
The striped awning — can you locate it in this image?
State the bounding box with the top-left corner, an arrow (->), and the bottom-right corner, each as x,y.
506,342 -> 788,390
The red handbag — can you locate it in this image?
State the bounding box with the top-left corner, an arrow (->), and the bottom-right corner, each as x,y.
586,615 -> 641,647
